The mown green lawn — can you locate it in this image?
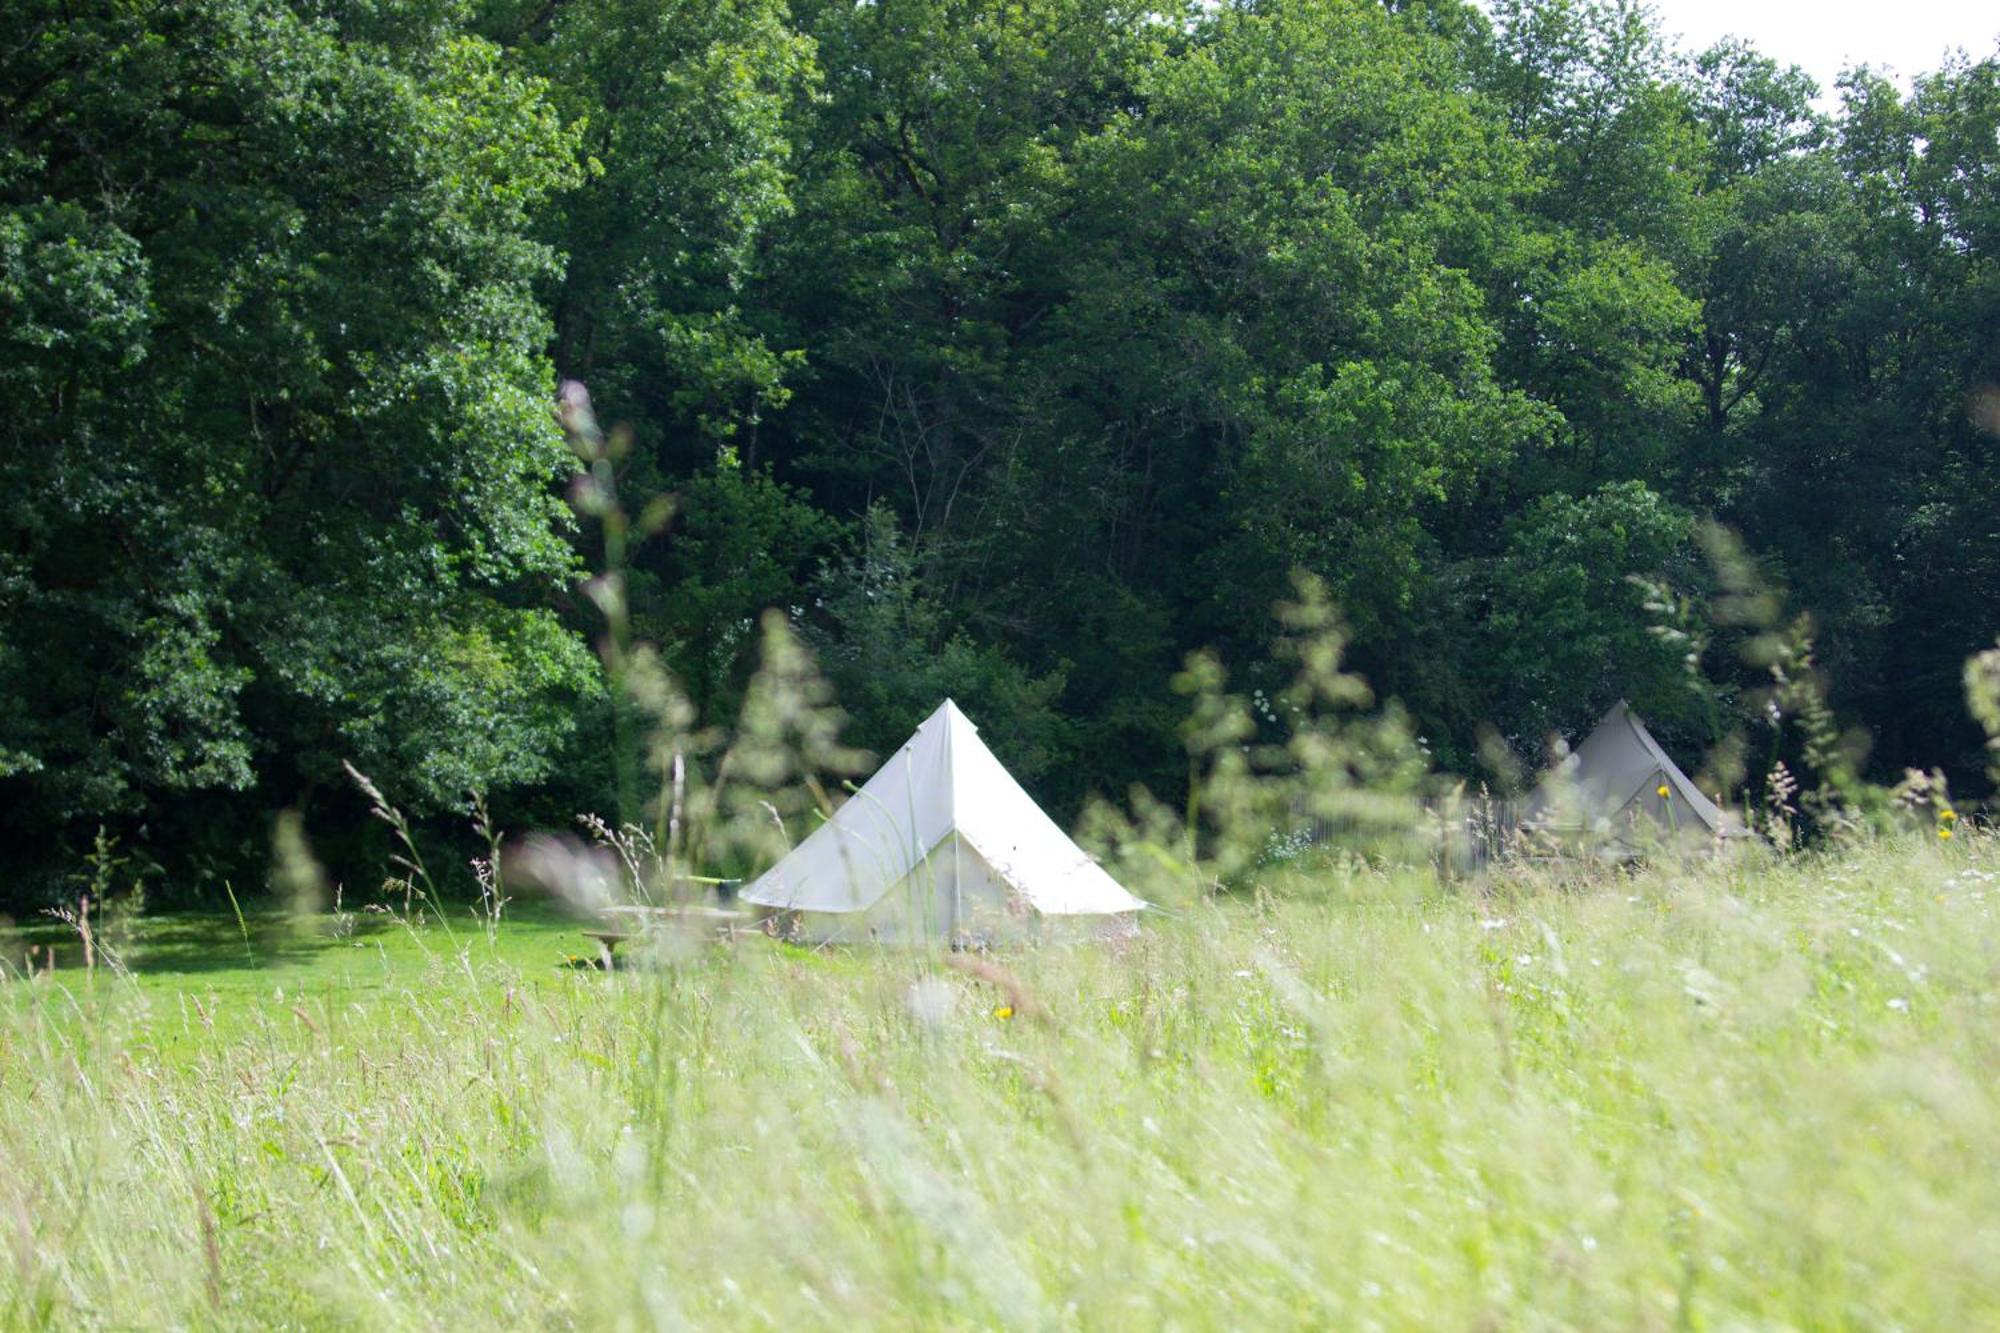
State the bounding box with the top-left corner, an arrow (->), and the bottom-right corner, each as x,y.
2,898 -> 591,980
2,838 -> 1996,1329
0,902 -> 598,1047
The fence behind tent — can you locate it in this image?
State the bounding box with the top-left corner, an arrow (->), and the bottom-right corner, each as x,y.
1293,790 -> 1526,871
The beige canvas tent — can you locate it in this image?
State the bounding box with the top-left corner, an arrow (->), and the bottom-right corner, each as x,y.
1522,701 -> 1746,848
739,700 -> 1142,944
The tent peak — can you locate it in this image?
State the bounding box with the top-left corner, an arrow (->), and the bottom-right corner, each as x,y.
924,697 -> 979,731
898,699 -> 975,751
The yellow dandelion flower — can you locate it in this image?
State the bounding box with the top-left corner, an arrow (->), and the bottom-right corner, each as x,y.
1938,827 -> 1953,840
1940,808 -> 1958,822
1657,784 -> 1671,799
993,1005 -> 1014,1021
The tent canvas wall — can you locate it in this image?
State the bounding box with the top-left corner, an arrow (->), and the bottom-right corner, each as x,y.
739,700 -> 1142,944
1522,701 -> 1746,847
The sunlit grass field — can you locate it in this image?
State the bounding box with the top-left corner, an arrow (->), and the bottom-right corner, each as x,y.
3,835 -> 1996,1329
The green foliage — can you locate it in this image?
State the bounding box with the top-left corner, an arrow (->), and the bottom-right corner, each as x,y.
501,0 -> 814,456
1155,573 -> 1431,890
1969,643 -> 2000,785
1721,55 -> 2000,777
0,0 -> 595,901
1482,481 -> 1706,746
811,508 -> 1071,787
6,0 -> 2000,903
637,463 -> 842,720
1101,0 -> 1557,640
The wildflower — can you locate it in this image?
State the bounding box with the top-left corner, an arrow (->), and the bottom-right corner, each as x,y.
1939,827 -> 1953,840
993,1005 -> 1014,1021
1940,808 -> 1958,822
1657,784 -> 1671,799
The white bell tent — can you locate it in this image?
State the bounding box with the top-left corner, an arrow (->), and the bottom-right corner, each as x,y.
1522,701 -> 1746,847
738,700 -> 1142,943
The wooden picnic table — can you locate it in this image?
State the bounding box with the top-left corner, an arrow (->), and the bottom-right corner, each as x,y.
580,904 -> 757,967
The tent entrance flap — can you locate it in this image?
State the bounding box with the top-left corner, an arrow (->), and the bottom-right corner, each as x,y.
866,833 -> 1023,942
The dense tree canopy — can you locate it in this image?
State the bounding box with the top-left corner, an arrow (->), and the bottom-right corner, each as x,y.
1,0 -> 601,895
3,0 -> 1997,903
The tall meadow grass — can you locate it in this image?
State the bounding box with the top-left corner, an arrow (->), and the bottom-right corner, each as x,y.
3,834 -> 1995,1328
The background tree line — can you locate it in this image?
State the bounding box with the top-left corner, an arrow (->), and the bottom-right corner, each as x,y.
3,0 -> 1996,906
